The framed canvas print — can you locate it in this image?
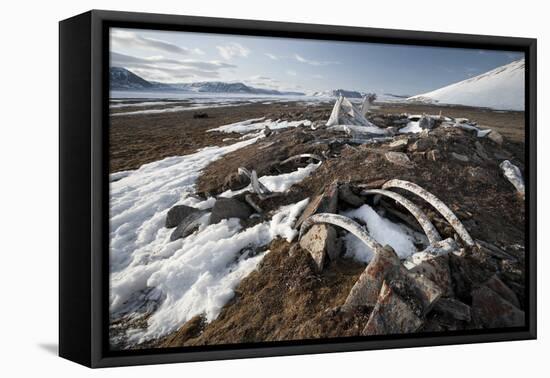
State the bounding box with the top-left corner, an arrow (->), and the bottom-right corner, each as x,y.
59,10 -> 537,368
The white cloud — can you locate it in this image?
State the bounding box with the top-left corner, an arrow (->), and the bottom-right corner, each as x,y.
217,43 -> 250,60
264,53 -> 279,60
110,51 -> 236,82
111,30 -> 204,56
286,70 -> 297,76
294,53 -> 339,66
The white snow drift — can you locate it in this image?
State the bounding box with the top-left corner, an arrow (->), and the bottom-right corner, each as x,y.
208,118 -> 312,134
408,59 -> 525,111
109,131 -> 317,344
341,204 -> 417,263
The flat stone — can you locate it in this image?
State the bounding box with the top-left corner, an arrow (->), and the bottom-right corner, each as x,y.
342,246 -> 400,311
209,198 -> 252,224
451,152 -> 469,162
471,285 -> 524,328
388,138 -> 408,151
338,183 -> 364,207
299,224 -> 337,271
432,298 -> 471,322
474,141 -> 490,160
362,280 -> 423,335
487,130 -> 504,145
409,138 -> 434,152
484,275 -> 520,308
385,151 -> 412,167
410,254 -> 454,297
165,205 -> 200,228
419,116 -> 436,130
296,181 -> 338,227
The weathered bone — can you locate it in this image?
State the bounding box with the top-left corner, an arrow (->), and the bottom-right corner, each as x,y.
499,160 -> 525,199
361,189 -> 441,245
299,213 -> 385,256
237,167 -> 273,199
244,194 -> 263,214
280,153 -> 324,165
382,179 -> 475,246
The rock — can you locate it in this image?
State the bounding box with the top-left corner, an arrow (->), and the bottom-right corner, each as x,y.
165,205 -> 200,228
410,254 -> 453,297
408,138 -> 433,152
411,152 -> 426,161
342,246 -> 401,311
419,116 -> 436,130
388,138 -> 408,151
296,181 -> 338,227
451,152 -> 469,162
299,224 -> 338,271
474,141 -> 490,160
400,269 -> 442,315
192,111 -> 208,119
484,275 -> 520,308
223,171 -> 250,192
362,280 -> 423,335
432,298 -> 471,322
426,149 -> 440,161
487,130 -> 504,145
338,183 -> 364,207
471,285 -> 525,328
385,151 -> 412,167
209,198 -> 252,224
170,210 -> 208,241
263,126 -> 272,137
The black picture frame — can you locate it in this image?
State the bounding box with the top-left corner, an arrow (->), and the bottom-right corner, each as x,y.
59,9 -> 537,368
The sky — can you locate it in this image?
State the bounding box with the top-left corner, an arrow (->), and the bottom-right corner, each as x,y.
110,27 -> 524,96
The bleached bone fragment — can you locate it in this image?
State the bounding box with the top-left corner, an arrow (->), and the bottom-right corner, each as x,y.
237,167 -> 273,199
342,246 -> 400,310
382,179 -> 475,246
244,194 -> 263,214
499,160 -> 525,199
280,153 -> 324,165
403,238 -> 459,269
299,213 -> 385,256
360,93 -> 376,117
361,189 -> 441,245
325,96 -> 377,127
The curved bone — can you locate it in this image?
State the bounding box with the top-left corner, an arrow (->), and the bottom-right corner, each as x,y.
382,179 -> 474,246
281,153 -> 323,165
361,189 -> 441,245
299,213 -> 385,256
237,167 -> 272,198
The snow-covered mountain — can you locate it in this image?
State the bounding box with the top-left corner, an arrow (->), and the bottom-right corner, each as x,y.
172,81 -> 304,96
309,89 -> 365,98
407,59 -> 525,111
110,67 -> 155,90
110,67 -> 304,95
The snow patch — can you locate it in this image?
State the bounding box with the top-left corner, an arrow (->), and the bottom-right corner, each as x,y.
341,205 -> 417,263
208,118 -> 312,134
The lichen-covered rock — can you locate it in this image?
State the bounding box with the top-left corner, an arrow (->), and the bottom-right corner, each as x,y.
362,280 -> 423,335
410,254 -> 454,297
484,275 -> 520,308
338,183 -> 364,207
471,285 -> 525,328
170,210 -> 208,241
342,246 -> 400,311
385,151 -> 412,167
487,130 -> 504,145
299,224 -> 338,271
432,298 -> 471,322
